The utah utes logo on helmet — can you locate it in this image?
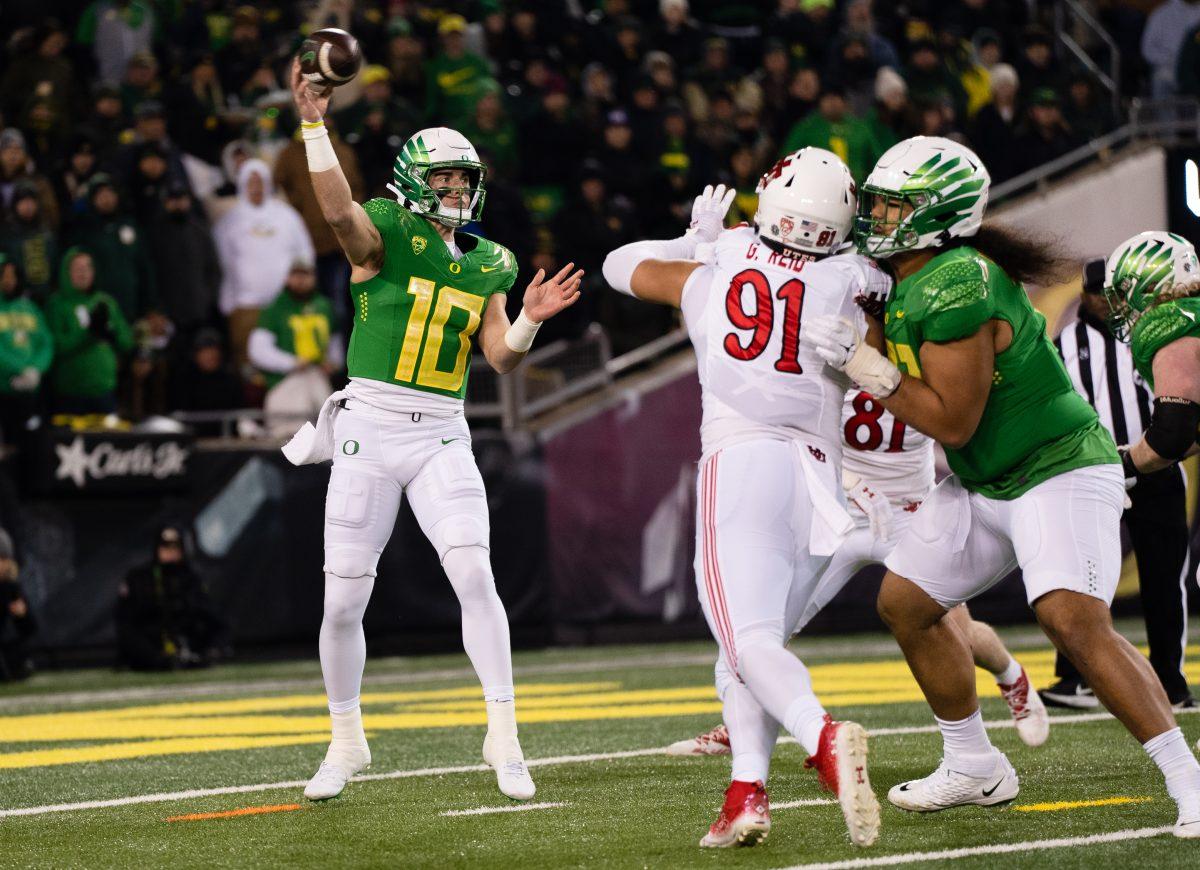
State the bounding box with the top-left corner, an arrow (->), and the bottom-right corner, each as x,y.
779,216 -> 795,238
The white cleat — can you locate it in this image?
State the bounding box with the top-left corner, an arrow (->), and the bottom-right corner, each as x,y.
303,742 -> 370,801
889,753 -> 1019,812
483,734 -> 536,801
666,724 -> 732,757
1176,794 -> 1200,839
999,667 -> 1050,748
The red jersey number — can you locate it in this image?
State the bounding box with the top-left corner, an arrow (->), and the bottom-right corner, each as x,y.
722,269 -> 806,374
844,391 -> 906,452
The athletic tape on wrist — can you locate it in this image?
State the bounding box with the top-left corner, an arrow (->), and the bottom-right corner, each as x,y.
845,342 -> 901,398
302,121 -> 338,173
504,310 -> 541,353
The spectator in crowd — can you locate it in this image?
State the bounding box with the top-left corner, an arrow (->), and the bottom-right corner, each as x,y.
1143,0 -> 1200,97
783,85 -> 877,182
76,0 -> 156,86
383,16 -> 427,107
214,158 -> 314,372
163,54 -> 228,167
67,174 -> 157,323
54,134 -> 102,226
0,527 -> 36,682
1014,87 -> 1076,175
118,51 -> 163,117
656,0 -> 702,74
125,142 -> 174,224
334,65 -> 419,147
2,182 -> 59,303
0,21 -> 76,135
169,328 -> 245,437
273,126 -> 361,325
1174,15 -> 1200,98
148,184 -> 220,345
0,128 -> 60,232
1064,74 -> 1114,145
215,6 -> 267,101
0,254 -> 52,445
43,247 -> 132,414
116,525 -> 227,671
249,259 -> 343,437
904,39 -> 968,120
970,62 -> 1021,183
115,101 -> 190,195
460,85 -> 519,182
80,84 -> 128,162
1016,26 -> 1062,100
864,66 -> 910,154
426,14 -> 494,130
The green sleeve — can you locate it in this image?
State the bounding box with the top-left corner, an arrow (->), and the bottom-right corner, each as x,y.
1131,300 -> 1200,382
30,304 -> 53,373
45,296 -> 90,356
103,295 -> 134,353
0,334 -> 24,377
914,257 -> 995,343
256,300 -> 283,339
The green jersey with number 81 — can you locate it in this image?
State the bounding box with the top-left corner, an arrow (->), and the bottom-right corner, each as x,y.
348,198 -> 517,400
883,246 -> 1118,499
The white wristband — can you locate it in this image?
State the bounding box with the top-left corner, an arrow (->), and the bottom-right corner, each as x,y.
504,310 -> 541,353
844,341 -> 902,398
302,120 -> 338,173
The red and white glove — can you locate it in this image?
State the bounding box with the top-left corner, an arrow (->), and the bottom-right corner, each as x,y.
843,470 -> 892,543
688,184 -> 736,243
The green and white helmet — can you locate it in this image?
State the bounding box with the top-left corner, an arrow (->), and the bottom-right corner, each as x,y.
1103,231 -> 1200,340
388,127 -> 487,227
855,136 -> 990,257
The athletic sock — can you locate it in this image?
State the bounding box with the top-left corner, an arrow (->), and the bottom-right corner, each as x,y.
1144,727 -> 1200,807
485,698 -> 519,742
724,679 -> 779,783
995,658 -> 1023,686
784,694 -> 828,757
326,699 -> 366,754
936,709 -> 997,776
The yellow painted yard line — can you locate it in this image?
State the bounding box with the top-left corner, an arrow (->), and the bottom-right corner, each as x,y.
1014,797 -> 1152,813
166,803 -> 303,823
0,734 -> 332,769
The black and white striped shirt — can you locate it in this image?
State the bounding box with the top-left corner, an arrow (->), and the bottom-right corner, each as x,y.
1053,307 -> 1153,445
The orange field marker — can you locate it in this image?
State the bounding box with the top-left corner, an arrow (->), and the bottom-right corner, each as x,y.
166,803 -> 304,822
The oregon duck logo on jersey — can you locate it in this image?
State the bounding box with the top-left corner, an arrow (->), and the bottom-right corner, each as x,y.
412,236 -> 427,255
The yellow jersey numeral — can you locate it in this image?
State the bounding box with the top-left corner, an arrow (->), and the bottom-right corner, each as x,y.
886,339 -> 922,379
394,277 -> 486,391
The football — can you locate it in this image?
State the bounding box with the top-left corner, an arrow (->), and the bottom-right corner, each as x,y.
298,28 -> 363,92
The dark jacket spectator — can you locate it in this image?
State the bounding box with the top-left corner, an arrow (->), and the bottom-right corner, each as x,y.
148,186 -> 220,338
969,63 -> 1022,183
1014,89 -> 1077,176
0,128 -> 60,232
1016,27 -> 1063,101
163,54 -> 229,168
0,21 -> 76,126
2,182 -> 59,302
169,329 -> 245,437
116,525 -> 227,671
0,527 -> 36,681
215,7 -> 266,101
53,135 -> 101,228
43,246 -> 133,413
67,175 -> 157,322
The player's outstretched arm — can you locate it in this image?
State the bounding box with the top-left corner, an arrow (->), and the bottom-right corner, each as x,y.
289,59 -> 382,272
602,184 -> 734,307
479,262 -> 584,374
1126,336 -> 1200,473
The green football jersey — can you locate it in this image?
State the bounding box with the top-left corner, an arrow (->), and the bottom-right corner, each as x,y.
347,199 -> 518,400
1130,296 -> 1200,392
256,291 -> 336,389
883,246 -> 1118,499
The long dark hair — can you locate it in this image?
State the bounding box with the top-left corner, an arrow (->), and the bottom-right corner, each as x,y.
945,222 -> 1074,286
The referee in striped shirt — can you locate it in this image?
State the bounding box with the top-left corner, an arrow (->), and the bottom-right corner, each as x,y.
1046,257 -> 1195,709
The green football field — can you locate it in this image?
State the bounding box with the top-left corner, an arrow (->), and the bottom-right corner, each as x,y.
3,622 -> 1200,869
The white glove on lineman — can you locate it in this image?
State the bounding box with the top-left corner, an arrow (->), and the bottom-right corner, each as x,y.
843,470 -> 892,543
688,184 -> 736,243
800,315 -> 902,398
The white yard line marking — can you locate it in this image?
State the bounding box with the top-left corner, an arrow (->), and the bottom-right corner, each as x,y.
774,825 -> 1175,870
440,801 -> 568,817
2,708 -> 1194,820
773,799 -> 836,809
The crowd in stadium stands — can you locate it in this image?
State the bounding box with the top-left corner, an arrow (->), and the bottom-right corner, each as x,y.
0,0 -> 1170,438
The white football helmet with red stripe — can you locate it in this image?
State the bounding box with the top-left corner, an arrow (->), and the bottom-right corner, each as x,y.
755,148 -> 856,256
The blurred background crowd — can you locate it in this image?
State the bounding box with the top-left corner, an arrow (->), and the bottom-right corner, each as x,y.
0,0 -> 1180,440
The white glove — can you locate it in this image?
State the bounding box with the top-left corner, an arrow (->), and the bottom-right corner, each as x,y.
688,184 -> 736,243
9,367 -> 40,392
800,315 -> 902,398
843,470 -> 892,543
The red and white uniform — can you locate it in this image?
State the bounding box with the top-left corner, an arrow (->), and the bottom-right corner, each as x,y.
795,392 -> 935,631
681,226 -> 891,673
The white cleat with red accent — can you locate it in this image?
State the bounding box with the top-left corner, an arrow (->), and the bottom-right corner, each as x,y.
804,716 -> 880,847
666,724 -> 732,757
700,780 -> 770,848
999,667 -> 1050,747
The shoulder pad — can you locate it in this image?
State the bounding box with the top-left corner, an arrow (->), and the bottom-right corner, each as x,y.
914,250 -> 991,316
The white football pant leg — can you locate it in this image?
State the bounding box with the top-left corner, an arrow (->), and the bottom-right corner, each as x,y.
716,656 -> 779,783
407,439 -> 514,702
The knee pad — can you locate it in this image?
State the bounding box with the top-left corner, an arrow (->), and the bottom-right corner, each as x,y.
734,620 -> 786,655
443,544 -> 498,605
323,547 -> 380,580
432,514 -> 490,561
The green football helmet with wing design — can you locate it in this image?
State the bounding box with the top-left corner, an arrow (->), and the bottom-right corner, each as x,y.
854,136 -> 990,257
1104,231 -> 1200,340
388,127 -> 487,227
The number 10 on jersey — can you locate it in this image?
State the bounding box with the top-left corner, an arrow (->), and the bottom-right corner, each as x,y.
723,268 -> 806,373
394,276 -> 484,392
